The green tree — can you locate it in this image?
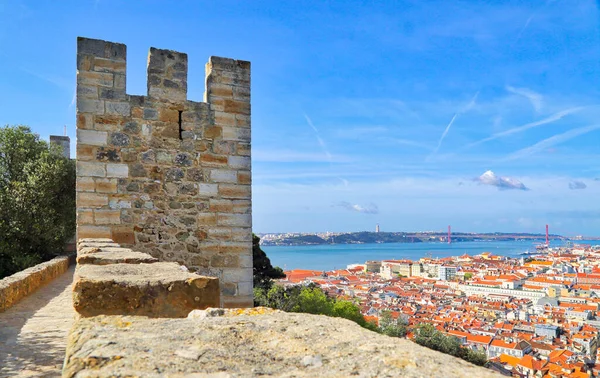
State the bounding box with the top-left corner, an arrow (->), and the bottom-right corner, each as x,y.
253,234 -> 285,291
463,272 -> 473,280
413,323 -> 487,366
0,126 -> 76,278
254,283 -> 378,331
379,310 -> 408,337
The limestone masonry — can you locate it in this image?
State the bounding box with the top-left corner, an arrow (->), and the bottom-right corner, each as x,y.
75,37 -> 252,307
73,238 -> 219,318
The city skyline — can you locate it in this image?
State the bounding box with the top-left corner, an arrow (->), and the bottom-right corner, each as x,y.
0,1 -> 598,235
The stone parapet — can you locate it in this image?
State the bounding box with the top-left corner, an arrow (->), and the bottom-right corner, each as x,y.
0,256 -> 71,313
63,310 -> 500,378
72,238 -> 219,317
76,37 -> 253,306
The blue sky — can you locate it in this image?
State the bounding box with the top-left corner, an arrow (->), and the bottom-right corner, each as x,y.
1,1 -> 599,236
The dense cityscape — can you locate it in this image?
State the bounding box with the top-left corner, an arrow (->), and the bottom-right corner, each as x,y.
281,242 -> 600,377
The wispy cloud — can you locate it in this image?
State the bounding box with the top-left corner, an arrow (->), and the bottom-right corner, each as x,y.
18,66 -> 71,89
253,150 -> 351,163
466,107 -> 583,149
505,124 -> 600,161
304,114 -> 332,162
568,181 -> 587,190
386,137 -> 433,150
304,114 -> 348,187
474,170 -> 529,191
430,91 -> 479,158
338,201 -> 379,214
506,85 -> 543,112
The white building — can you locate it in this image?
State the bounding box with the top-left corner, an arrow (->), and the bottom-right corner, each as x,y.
438,266 -> 457,281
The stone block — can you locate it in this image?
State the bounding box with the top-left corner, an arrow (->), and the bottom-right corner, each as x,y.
228,156 -> 251,169
237,171 -> 251,185
223,99 -> 250,115
94,210 -> 121,225
76,177 -> 95,192
77,129 -> 107,146
95,178 -> 118,193
77,192 -> 108,207
237,281 -> 253,296
72,262 -> 220,317
197,183 -> 218,197
77,71 -> 114,87
105,101 -> 131,116
197,213 -> 217,226
221,296 -> 254,308
112,226 -> 135,244
77,209 -> 94,225
218,184 -> 251,199
218,213 -> 251,227
210,169 -> 237,183
220,241 -> 251,254
78,225 -> 112,240
93,57 -> 126,74
231,228 -> 252,242
221,267 -> 252,284
77,161 -> 106,177
222,126 -> 250,141
106,163 -> 129,178
77,250 -> 158,265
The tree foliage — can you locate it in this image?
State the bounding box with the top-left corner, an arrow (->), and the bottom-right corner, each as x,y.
0,126 -> 76,278
413,324 -> 487,366
379,310 -> 408,337
253,234 -> 285,290
254,283 -> 377,331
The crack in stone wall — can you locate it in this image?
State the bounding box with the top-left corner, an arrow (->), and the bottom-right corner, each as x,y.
75,37 -> 252,307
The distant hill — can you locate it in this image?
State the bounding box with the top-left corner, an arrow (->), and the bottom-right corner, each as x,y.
260,231 -> 565,246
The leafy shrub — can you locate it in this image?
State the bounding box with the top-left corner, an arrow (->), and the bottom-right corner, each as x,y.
0,126 -> 75,278
413,323 -> 487,366
254,283 -> 377,331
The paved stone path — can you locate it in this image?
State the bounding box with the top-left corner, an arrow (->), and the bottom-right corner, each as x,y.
0,267 -> 75,377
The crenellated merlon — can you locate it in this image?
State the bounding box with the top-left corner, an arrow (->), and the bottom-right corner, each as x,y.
76,37 -> 250,107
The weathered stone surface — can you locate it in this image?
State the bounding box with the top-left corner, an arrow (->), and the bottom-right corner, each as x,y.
72,262 -> 219,317
63,310 -> 499,378
76,250 -> 158,265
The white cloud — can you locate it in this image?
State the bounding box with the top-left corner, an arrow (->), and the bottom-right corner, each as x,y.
475,170 -> 529,191
338,201 -> 379,214
569,181 -> 587,190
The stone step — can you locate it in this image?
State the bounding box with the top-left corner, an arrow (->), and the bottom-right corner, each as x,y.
73,262 -> 219,318
76,250 -> 158,265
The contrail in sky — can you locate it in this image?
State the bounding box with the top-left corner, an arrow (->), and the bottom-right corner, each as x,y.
465,106 -> 583,150
504,124 -> 600,161
304,113 -> 347,186
430,91 -> 479,158
304,114 -> 332,162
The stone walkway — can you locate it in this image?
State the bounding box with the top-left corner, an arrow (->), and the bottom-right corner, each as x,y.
0,267 -> 75,377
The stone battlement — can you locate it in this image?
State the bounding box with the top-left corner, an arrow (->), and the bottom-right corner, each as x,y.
73,238 -> 219,317
75,37 -> 252,307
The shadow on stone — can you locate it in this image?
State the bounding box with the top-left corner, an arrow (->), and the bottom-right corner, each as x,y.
0,267 -> 75,377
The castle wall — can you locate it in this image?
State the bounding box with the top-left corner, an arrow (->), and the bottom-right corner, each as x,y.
75,37 -> 252,307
